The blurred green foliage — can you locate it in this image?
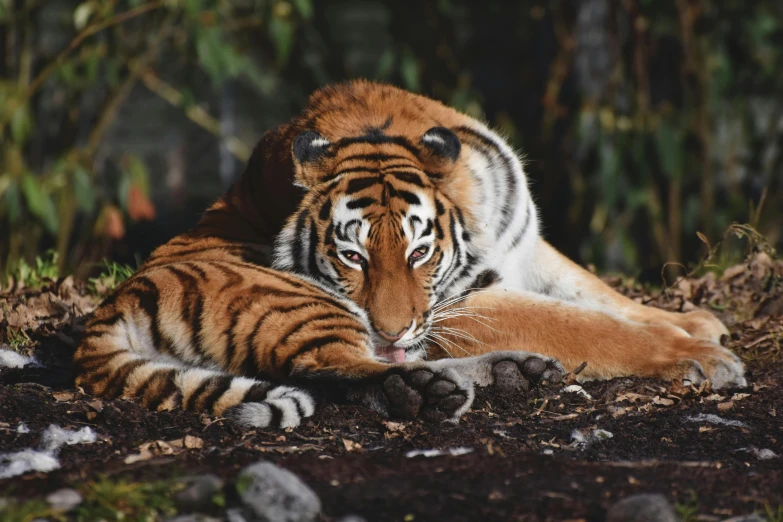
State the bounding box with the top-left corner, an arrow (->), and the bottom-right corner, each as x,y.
0,0 -> 781,281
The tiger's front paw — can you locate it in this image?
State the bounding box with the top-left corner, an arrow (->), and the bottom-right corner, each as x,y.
356,367 -> 474,423
435,351 -> 564,392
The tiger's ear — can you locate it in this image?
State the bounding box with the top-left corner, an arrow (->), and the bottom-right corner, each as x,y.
420,127 -> 461,162
291,131 -> 332,188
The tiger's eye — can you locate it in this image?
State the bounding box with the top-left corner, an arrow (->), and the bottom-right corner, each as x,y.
342,250 -> 364,264
409,246 -> 428,261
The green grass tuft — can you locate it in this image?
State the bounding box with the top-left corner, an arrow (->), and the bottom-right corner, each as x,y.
7,250 -> 59,290
675,491 -> 700,522
88,261 -> 135,296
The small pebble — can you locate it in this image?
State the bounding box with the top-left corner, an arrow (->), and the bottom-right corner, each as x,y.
606,493 -> 679,522
238,461 -> 321,522
225,508 -> 249,522
45,488 -> 82,512
338,517 -> 368,522
173,474 -> 224,511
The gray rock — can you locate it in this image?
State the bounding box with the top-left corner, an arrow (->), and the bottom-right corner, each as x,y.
237,461 -> 321,522
173,474 -> 225,511
226,508 -> 250,522
606,494 -> 680,522
45,488 -> 83,512
720,516 -> 765,522
338,517 -> 368,522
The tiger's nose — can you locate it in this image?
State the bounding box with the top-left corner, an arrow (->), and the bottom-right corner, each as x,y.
377,326 -> 409,343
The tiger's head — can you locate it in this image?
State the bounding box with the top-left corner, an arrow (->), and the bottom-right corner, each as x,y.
273,118 -> 484,363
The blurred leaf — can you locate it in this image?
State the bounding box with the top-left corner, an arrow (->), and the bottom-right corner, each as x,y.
10,105 -> 32,144
0,0 -> 8,19
21,173 -> 58,234
72,166 -> 96,214
58,62 -> 78,86
655,120 -> 684,180
73,2 -> 94,31
105,58 -> 120,87
376,49 -> 395,79
196,27 -> 227,83
85,53 -> 100,83
4,180 -> 22,224
292,0 -> 313,20
268,16 -> 295,64
400,53 -> 420,92
119,156 -> 151,214
183,0 -> 203,18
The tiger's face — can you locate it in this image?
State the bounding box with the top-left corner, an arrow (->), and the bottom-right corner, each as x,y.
274,126 -> 478,363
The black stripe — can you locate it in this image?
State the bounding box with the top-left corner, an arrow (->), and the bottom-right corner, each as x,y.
278,313 -> 346,345
282,335 -> 346,375
455,125 -> 518,238
242,382 -> 272,403
387,171 -> 426,186
509,203 -> 533,249
421,219 -> 434,238
103,360 -> 147,398
318,199 -> 333,220
395,189 -> 420,205
201,376 -> 234,413
307,218 -> 319,276
345,177 -> 380,194
165,265 -> 206,358
346,197 -> 377,209
89,313 -> 123,328
330,135 -> 422,159
126,276 -> 164,351
145,370 -> 178,411
291,210 -> 310,273
184,377 -> 214,411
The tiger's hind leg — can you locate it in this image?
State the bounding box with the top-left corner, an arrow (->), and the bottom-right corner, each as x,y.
74,317 -> 315,429
530,241 -> 731,344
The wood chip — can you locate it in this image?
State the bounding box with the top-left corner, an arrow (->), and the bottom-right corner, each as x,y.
717,401 -> 734,411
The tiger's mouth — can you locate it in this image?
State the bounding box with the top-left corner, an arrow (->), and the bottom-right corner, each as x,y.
376,344 -> 406,363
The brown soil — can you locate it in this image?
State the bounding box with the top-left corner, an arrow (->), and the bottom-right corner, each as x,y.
1,253 -> 782,521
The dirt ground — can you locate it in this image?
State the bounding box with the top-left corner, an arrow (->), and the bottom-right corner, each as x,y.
1,252 -> 781,521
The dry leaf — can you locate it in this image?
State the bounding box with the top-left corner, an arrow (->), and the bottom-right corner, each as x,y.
705,394 -> 726,402
342,438 -> 362,452
183,435 -> 204,449
52,392 -> 74,402
615,392 -> 648,403
731,393 -> 750,401
652,396 -> 675,407
717,401 -> 734,411
382,421 -> 407,433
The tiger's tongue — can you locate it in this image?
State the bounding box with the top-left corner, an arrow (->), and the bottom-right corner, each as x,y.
378,345 -> 406,363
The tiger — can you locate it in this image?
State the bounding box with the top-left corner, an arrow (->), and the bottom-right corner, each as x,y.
73,239 -> 564,429
207,79 -> 746,391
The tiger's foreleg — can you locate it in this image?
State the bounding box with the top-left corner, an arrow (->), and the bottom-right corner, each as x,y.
433,290 -> 745,389
290,344 -> 564,422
